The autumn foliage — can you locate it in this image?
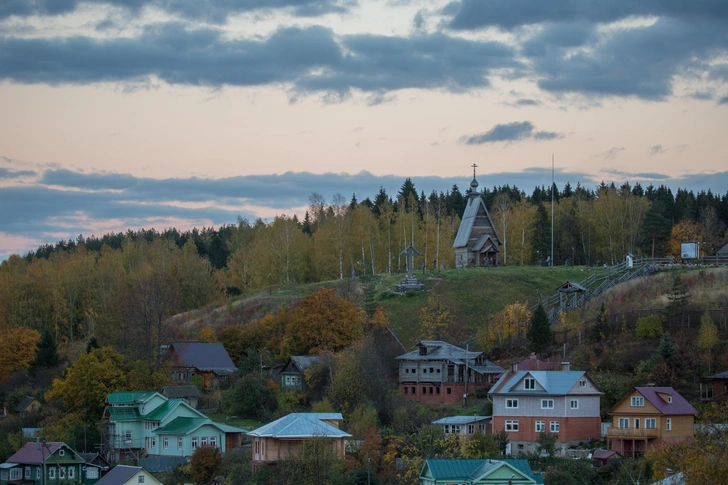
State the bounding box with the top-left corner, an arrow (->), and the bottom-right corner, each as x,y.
0,327 -> 40,381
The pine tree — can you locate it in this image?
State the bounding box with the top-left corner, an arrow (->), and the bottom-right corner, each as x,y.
590,303 -> 607,343
527,305 -> 552,354
28,330 -> 60,376
656,333 -> 675,361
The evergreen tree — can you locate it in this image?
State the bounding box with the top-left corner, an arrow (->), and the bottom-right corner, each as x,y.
666,274 -> 689,325
532,203 -> 550,263
656,333 -> 675,361
589,303 -> 607,343
28,330 -> 60,376
527,305 -> 552,354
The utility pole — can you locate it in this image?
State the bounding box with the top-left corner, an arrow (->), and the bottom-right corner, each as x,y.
551,153 -> 554,268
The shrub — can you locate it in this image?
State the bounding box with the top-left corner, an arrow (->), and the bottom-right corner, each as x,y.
635,315 -> 663,339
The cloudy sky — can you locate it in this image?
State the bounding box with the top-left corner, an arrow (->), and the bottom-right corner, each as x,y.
1,0 -> 727,259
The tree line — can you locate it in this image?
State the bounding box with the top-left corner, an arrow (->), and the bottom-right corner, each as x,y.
1,179 -> 727,346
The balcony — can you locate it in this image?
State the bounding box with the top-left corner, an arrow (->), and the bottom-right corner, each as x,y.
606,427 -> 659,438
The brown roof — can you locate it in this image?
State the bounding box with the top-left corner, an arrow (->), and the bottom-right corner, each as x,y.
6,442 -> 71,464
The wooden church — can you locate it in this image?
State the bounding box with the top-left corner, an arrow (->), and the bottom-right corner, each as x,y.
453,166 -> 502,267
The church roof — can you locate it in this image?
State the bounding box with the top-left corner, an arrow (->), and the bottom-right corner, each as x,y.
452,180 -> 501,250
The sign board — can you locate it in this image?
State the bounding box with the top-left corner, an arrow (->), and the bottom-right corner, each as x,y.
681,241 -> 699,259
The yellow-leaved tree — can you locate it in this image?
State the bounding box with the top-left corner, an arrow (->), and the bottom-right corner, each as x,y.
418,292 -> 454,341
0,327 -> 40,381
478,302 -> 531,353
45,346 -> 127,422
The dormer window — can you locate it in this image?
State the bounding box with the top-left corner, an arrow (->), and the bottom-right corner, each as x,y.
668,396 -> 672,403
631,396 -> 644,407
524,378 -> 535,390
58,450 -> 64,456
419,347 -> 427,356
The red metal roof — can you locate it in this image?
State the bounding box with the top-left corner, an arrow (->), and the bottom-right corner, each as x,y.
635,387 -> 698,415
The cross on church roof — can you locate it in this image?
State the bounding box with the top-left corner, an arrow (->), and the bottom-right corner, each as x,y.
471,163 -> 478,178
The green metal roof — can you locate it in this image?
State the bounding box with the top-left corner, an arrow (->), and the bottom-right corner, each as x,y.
107,407 -> 141,421
107,392 -> 154,404
144,399 -> 181,421
154,417 -> 244,435
421,458 -> 542,484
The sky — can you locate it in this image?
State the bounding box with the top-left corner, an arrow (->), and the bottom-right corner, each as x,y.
1,0 -> 727,259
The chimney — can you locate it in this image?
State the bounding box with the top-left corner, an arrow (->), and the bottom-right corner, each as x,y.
530,353 -> 537,360
511,362 -> 518,373
647,382 -> 656,387
561,362 -> 571,372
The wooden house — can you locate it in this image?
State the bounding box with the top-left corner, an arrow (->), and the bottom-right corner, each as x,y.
102,391 -> 243,464
700,370 -> 728,401
15,397 -> 40,418
1,441 -> 102,485
607,386 -> 698,458
452,171 -> 501,268
279,355 -> 321,391
161,385 -> 200,409
247,413 -> 350,473
165,342 -> 237,388
396,341 -> 504,404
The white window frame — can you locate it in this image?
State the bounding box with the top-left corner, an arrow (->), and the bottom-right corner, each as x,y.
192,437 -> 198,449
210,436 -> 217,448
505,420 -> 519,432
634,418 -> 641,429
631,396 -> 644,407
150,437 -> 156,449
618,418 -> 629,428
645,418 -> 656,429
58,450 -> 64,457
178,437 -> 183,449
37,468 -> 41,479
524,378 -> 535,390
68,467 -> 75,480
550,421 -> 560,433
201,437 -> 208,446
535,421 -> 545,432
59,467 -> 66,480
468,424 -> 475,434
25,468 -> 31,479
10,469 -> 22,481
579,379 -> 587,387
1,469 -> 8,481
444,424 -> 450,434
49,468 -> 56,480
163,437 -> 169,449
506,399 -> 519,409
666,418 -> 672,431
570,399 -> 578,409
541,399 -> 554,409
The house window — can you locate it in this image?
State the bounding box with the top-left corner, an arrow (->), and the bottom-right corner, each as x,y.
436,387 -> 440,395
505,420 -> 519,432
550,421 -> 560,433
163,437 -> 169,449
138,475 -> 145,483
454,425 -> 461,434
412,387 -> 416,394
37,468 -> 41,479
59,467 -> 66,479
192,437 -> 198,449
541,399 -> 554,409
58,450 -> 64,456
437,369 -> 441,373
125,430 -> 133,444
524,378 -> 535,390
49,468 -> 56,480
150,437 -> 156,449
579,379 -> 586,387
10,469 -> 22,481
429,367 -> 434,373
535,421 -> 545,432
446,388 -> 451,395
68,467 -> 75,479
631,396 -> 644,407
619,418 -> 629,428
422,387 -> 426,394
570,399 -> 578,409
178,437 -> 183,449
506,399 -> 519,409
1,469 -> 8,481
211,437 -> 217,448
668,396 -> 672,403
25,468 -> 31,479
645,419 -> 656,429
479,424 -> 486,432
87,468 -> 99,480
423,368 -> 427,374
634,418 -> 641,429
666,418 -> 672,431
201,437 -> 208,446
468,425 -> 475,434
444,424 -> 450,434
404,387 -> 408,394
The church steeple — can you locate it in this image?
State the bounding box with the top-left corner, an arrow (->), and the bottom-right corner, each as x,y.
469,163 -> 479,197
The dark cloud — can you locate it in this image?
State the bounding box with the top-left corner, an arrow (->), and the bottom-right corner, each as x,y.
0,27 -> 517,95
649,144 -> 667,155
0,0 -> 351,22
4,166 -> 728,258
719,96 -> 728,105
0,167 -> 36,179
447,0 -> 728,31
514,98 -> 540,106
461,121 -> 562,144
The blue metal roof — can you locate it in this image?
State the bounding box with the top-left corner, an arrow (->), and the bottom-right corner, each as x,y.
432,415 -> 491,425
247,413 -> 350,439
494,370 -> 601,396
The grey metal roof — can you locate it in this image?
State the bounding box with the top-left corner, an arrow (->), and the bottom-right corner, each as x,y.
396,341 -> 483,362
161,385 -> 200,399
493,371 -> 602,396
472,362 -> 506,374
169,342 -> 237,373
247,413 -> 350,439
94,466 -> 145,485
708,370 -> 728,379
282,355 -> 321,374
15,396 -> 36,412
432,415 -> 491,425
